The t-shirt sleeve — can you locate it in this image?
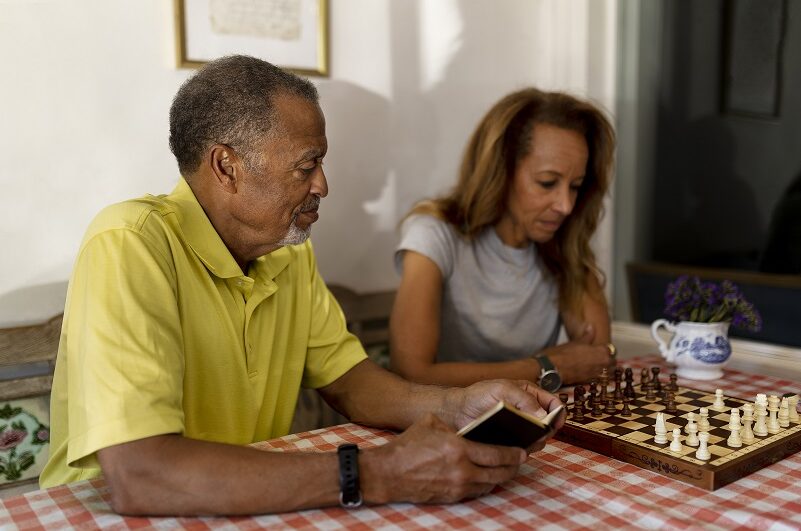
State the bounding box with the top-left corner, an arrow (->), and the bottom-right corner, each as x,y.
64,227 -> 185,470
301,242 -> 368,389
395,214 -> 457,278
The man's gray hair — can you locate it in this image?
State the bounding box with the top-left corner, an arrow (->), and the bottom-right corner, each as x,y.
169,55 -> 319,176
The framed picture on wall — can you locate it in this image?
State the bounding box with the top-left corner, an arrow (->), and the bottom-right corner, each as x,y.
174,0 -> 329,76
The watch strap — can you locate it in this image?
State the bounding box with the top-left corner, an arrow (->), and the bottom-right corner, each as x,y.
337,443 -> 362,508
535,354 -> 556,372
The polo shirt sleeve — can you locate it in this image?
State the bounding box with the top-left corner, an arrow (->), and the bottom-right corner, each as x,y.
300,243 -> 367,389
395,214 -> 456,278
64,226 -> 185,470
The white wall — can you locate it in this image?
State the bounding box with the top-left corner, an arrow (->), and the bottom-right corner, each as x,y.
0,0 -> 618,325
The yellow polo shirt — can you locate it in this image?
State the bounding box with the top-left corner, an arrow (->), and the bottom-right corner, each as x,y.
40,179 -> 366,487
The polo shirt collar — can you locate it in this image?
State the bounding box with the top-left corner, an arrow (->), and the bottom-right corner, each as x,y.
169,178 -> 292,282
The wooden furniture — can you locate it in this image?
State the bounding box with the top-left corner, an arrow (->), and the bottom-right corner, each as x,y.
0,315 -> 61,495
626,261 -> 801,347
2,356 -> 800,529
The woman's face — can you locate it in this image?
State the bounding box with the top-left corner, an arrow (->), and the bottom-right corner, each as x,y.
496,123 -> 589,247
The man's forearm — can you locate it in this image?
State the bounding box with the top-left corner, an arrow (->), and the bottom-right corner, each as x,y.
99,435 -> 342,515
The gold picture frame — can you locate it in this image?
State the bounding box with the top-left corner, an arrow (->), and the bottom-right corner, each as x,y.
173,0 -> 329,77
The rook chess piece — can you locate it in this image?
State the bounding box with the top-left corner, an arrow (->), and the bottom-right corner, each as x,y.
695,431 -> 711,460
727,408 -> 742,448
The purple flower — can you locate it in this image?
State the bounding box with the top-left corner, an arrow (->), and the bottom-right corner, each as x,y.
0,429 -> 27,451
663,276 -> 762,332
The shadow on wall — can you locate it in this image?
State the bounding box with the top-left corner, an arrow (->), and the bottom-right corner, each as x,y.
654,116 -> 764,270
0,282 -> 68,328
760,170 -> 801,274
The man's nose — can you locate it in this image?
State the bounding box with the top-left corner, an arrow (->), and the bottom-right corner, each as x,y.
312,166 -> 328,198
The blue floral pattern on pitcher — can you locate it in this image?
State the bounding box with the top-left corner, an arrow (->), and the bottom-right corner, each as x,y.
676,336 -> 732,364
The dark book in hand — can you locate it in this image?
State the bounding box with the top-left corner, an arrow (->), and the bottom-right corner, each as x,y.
456,401 -> 565,449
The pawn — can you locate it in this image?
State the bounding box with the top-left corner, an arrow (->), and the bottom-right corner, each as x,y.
664,391 -> 678,414
741,403 -> 755,444
685,420 -> 699,447
712,389 -> 726,411
654,413 -> 668,444
670,428 -> 683,452
645,382 -> 657,401
573,397 -> 585,421
559,392 -> 569,405
621,397 -> 632,417
640,367 -> 650,387
684,412 -> 696,434
698,408 -> 711,432
651,367 -> 662,395
695,431 -> 711,460
669,373 -> 679,392
592,397 -> 604,417
727,408 -> 742,448
779,397 -> 790,428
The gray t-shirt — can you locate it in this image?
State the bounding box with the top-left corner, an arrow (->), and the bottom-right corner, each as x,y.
395,214 -> 560,363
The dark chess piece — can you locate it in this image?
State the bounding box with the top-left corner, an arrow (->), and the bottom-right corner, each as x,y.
621,397 -> 632,417
574,384 -> 585,404
592,397 -> 604,417
669,373 -> 679,392
613,368 -> 623,401
651,367 -> 662,397
559,392 -> 569,405
600,369 -> 609,402
624,367 -> 635,398
664,391 -> 677,413
645,381 -> 656,400
640,367 -> 650,387
604,398 -> 617,415
573,397 -> 585,421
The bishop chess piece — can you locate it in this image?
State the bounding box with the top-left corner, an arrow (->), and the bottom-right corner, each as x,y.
624,367 -> 636,398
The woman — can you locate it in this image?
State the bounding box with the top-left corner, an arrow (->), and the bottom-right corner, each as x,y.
390,88 -> 615,391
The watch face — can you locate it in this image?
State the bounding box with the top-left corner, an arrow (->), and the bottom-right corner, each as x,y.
540,371 -> 562,392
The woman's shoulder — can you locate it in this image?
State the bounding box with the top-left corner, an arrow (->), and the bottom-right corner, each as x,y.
401,213 -> 461,240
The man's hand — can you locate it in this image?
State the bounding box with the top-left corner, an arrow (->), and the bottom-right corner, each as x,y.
361,413 -> 526,504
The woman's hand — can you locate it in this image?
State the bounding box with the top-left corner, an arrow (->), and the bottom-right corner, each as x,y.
539,327 -> 614,384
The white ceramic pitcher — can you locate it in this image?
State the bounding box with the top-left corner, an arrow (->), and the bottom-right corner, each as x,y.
650,320 -> 732,380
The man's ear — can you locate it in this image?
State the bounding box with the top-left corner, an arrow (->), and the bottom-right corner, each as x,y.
209,144 -> 239,193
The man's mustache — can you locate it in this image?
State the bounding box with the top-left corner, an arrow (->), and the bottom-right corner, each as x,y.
300,195 -> 321,212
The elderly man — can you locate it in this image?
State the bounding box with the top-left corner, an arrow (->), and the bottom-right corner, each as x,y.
40,55 -> 562,515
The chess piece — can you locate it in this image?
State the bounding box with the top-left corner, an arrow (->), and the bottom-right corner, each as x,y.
600,368 -> 609,402
741,403 -> 755,444
684,412 -> 696,434
640,367 -> 650,387
654,413 -> 667,444
559,392 -> 569,405
624,367 -> 635,398
754,397 -> 769,437
669,373 -> 679,392
604,398 -> 617,415
712,389 -> 726,411
573,397 -> 585,421
613,368 -> 623,401
727,408 -> 742,448
651,367 -> 662,397
787,394 -> 800,423
621,397 -> 632,417
645,382 -> 656,401
670,428 -> 683,452
664,391 -> 677,414
698,407 -> 710,432
685,419 -> 699,447
779,397 -> 790,428
768,395 -> 781,434
592,397 -> 603,417
695,431 -> 711,460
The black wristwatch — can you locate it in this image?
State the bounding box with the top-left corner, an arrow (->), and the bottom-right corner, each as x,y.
337,443 -> 362,508
535,354 -> 562,392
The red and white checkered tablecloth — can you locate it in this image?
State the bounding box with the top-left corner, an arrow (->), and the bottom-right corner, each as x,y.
1,355 -> 800,530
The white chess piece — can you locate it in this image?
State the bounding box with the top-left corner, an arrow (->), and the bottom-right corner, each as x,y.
754,399 -> 769,437
713,389 -> 726,411
670,428 -> 683,452
654,413 -> 668,444
789,395 -> 800,423
684,412 -> 696,434
768,395 -> 781,434
695,431 -> 711,460
686,420 -> 699,447
727,408 -> 742,447
698,407 -> 711,432
779,397 -> 790,428
741,403 -> 755,444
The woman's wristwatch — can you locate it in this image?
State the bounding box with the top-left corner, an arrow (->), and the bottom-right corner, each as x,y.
534,354 -> 562,392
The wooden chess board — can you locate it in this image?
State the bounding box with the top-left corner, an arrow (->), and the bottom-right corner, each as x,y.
555,384 -> 801,490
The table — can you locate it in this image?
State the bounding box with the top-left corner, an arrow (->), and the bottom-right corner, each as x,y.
2,355 -> 801,530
